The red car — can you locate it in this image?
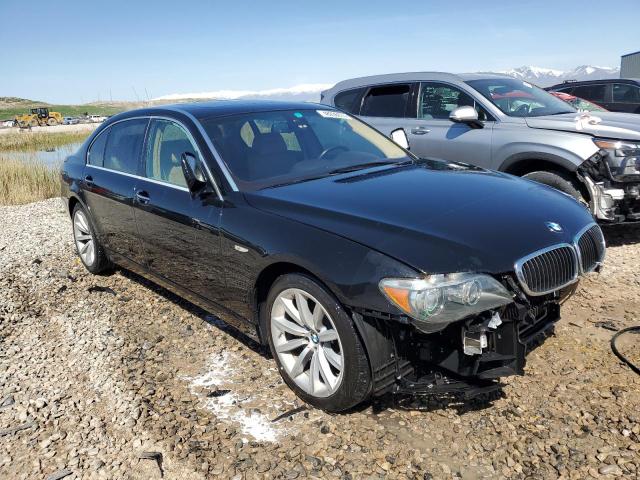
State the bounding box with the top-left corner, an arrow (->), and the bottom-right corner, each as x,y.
549,91 -> 608,113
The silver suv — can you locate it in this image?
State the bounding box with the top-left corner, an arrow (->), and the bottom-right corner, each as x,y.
321,73 -> 640,223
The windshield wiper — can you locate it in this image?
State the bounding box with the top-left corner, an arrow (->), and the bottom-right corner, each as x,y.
328,159 -> 412,175
264,159 -> 414,189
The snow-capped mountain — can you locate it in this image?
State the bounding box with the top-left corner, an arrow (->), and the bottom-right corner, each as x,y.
153,83 -> 332,103
152,65 -> 620,104
493,65 -> 620,87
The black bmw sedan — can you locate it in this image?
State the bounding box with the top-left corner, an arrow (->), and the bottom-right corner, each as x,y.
61,101 -> 605,412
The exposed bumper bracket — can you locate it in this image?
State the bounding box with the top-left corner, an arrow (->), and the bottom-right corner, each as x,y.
393,372 -> 503,399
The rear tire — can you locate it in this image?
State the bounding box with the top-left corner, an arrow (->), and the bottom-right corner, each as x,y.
71,204 -> 111,274
264,273 -> 371,412
47,118 -> 58,126
522,170 -> 588,206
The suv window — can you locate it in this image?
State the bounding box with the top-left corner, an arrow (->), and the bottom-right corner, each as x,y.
419,82 -> 488,120
572,84 -> 606,102
613,83 -> 640,103
103,119 -> 148,175
144,120 -> 197,188
88,129 -> 108,167
361,84 -> 411,118
334,88 -> 365,114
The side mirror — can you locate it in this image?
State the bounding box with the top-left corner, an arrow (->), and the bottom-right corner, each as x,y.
390,128 -> 410,149
181,152 -> 208,194
449,106 -> 483,128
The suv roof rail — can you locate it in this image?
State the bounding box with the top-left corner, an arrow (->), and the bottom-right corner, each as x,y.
562,79 -> 577,84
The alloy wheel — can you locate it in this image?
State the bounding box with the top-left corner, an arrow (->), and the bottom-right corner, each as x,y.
73,210 -> 95,266
271,288 -> 344,397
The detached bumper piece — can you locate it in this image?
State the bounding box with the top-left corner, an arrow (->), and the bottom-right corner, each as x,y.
353,298 -> 560,398
579,152 -> 640,223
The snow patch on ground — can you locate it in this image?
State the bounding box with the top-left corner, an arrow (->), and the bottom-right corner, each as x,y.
187,352 -> 281,443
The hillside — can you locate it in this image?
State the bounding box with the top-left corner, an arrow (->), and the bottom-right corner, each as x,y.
0,98 -> 130,120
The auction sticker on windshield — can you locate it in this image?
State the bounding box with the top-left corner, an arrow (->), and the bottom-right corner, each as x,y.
317,110 -> 350,119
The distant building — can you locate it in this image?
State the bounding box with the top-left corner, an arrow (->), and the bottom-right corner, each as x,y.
621,50 -> 640,78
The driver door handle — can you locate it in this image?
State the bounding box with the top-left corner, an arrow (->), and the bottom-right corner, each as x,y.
135,191 -> 150,205
84,175 -> 94,187
410,127 -> 430,135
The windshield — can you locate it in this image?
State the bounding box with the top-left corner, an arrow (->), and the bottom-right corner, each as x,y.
559,95 -> 607,113
200,109 -> 410,190
466,78 -> 577,117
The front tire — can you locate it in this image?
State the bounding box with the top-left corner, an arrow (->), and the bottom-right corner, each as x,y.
264,273 -> 371,412
72,204 -> 111,274
523,170 -> 588,206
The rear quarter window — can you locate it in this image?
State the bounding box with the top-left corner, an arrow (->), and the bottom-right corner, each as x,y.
333,88 -> 365,114
87,129 -> 108,167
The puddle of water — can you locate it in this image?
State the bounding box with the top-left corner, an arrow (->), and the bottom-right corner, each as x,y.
3,142 -> 83,166
188,352 -> 282,443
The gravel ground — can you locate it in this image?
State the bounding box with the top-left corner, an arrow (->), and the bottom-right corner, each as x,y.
0,199 -> 638,479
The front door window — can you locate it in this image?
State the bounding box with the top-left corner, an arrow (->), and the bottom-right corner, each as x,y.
419,83 -> 489,121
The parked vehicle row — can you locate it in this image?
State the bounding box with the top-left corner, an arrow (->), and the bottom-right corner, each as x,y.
62,101 -> 605,411
321,73 -> 640,223
547,78 -> 640,114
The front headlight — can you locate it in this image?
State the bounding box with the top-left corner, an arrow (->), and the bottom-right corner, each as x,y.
593,138 -> 640,178
379,273 -> 513,332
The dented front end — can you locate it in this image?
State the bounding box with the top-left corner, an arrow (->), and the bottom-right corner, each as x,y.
352,286 -> 568,398
578,141 -> 640,223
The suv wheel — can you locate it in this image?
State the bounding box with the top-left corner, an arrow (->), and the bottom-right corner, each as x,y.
523,170 -> 588,207
72,204 -> 111,274
264,273 -> 371,412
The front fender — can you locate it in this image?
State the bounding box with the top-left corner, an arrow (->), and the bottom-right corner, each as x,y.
218,195 -> 418,323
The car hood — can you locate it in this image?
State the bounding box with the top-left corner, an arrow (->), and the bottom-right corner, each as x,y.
245,161 -> 595,274
525,112 -> 640,141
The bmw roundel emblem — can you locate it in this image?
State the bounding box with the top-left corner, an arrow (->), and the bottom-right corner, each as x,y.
545,221 -> 563,233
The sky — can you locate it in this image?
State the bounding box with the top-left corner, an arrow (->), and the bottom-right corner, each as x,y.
1,0 -> 638,104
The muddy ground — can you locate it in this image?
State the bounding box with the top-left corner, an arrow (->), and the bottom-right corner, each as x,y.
0,199 -> 638,479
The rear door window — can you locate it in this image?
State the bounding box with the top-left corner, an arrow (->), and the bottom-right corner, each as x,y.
361,84 -> 411,118
572,85 -> 606,103
103,119 -> 148,175
613,83 -> 640,103
334,88 -> 365,114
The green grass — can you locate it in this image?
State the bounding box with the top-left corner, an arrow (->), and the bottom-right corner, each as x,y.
0,131 -> 92,152
0,156 -> 60,206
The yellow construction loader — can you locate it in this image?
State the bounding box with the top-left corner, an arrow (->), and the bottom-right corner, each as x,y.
14,107 -> 64,127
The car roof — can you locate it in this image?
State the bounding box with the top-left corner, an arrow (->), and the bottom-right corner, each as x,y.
159,100 -> 326,119
549,78 -> 640,88
322,72 -> 514,96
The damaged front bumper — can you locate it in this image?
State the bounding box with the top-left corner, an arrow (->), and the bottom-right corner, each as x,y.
578,149 -> 640,223
352,284 -> 572,398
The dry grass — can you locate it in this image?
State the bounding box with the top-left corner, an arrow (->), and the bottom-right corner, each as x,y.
0,131 -> 90,152
0,157 -> 60,206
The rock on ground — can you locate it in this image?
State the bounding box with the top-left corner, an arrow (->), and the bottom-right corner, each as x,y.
0,198 -> 638,479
